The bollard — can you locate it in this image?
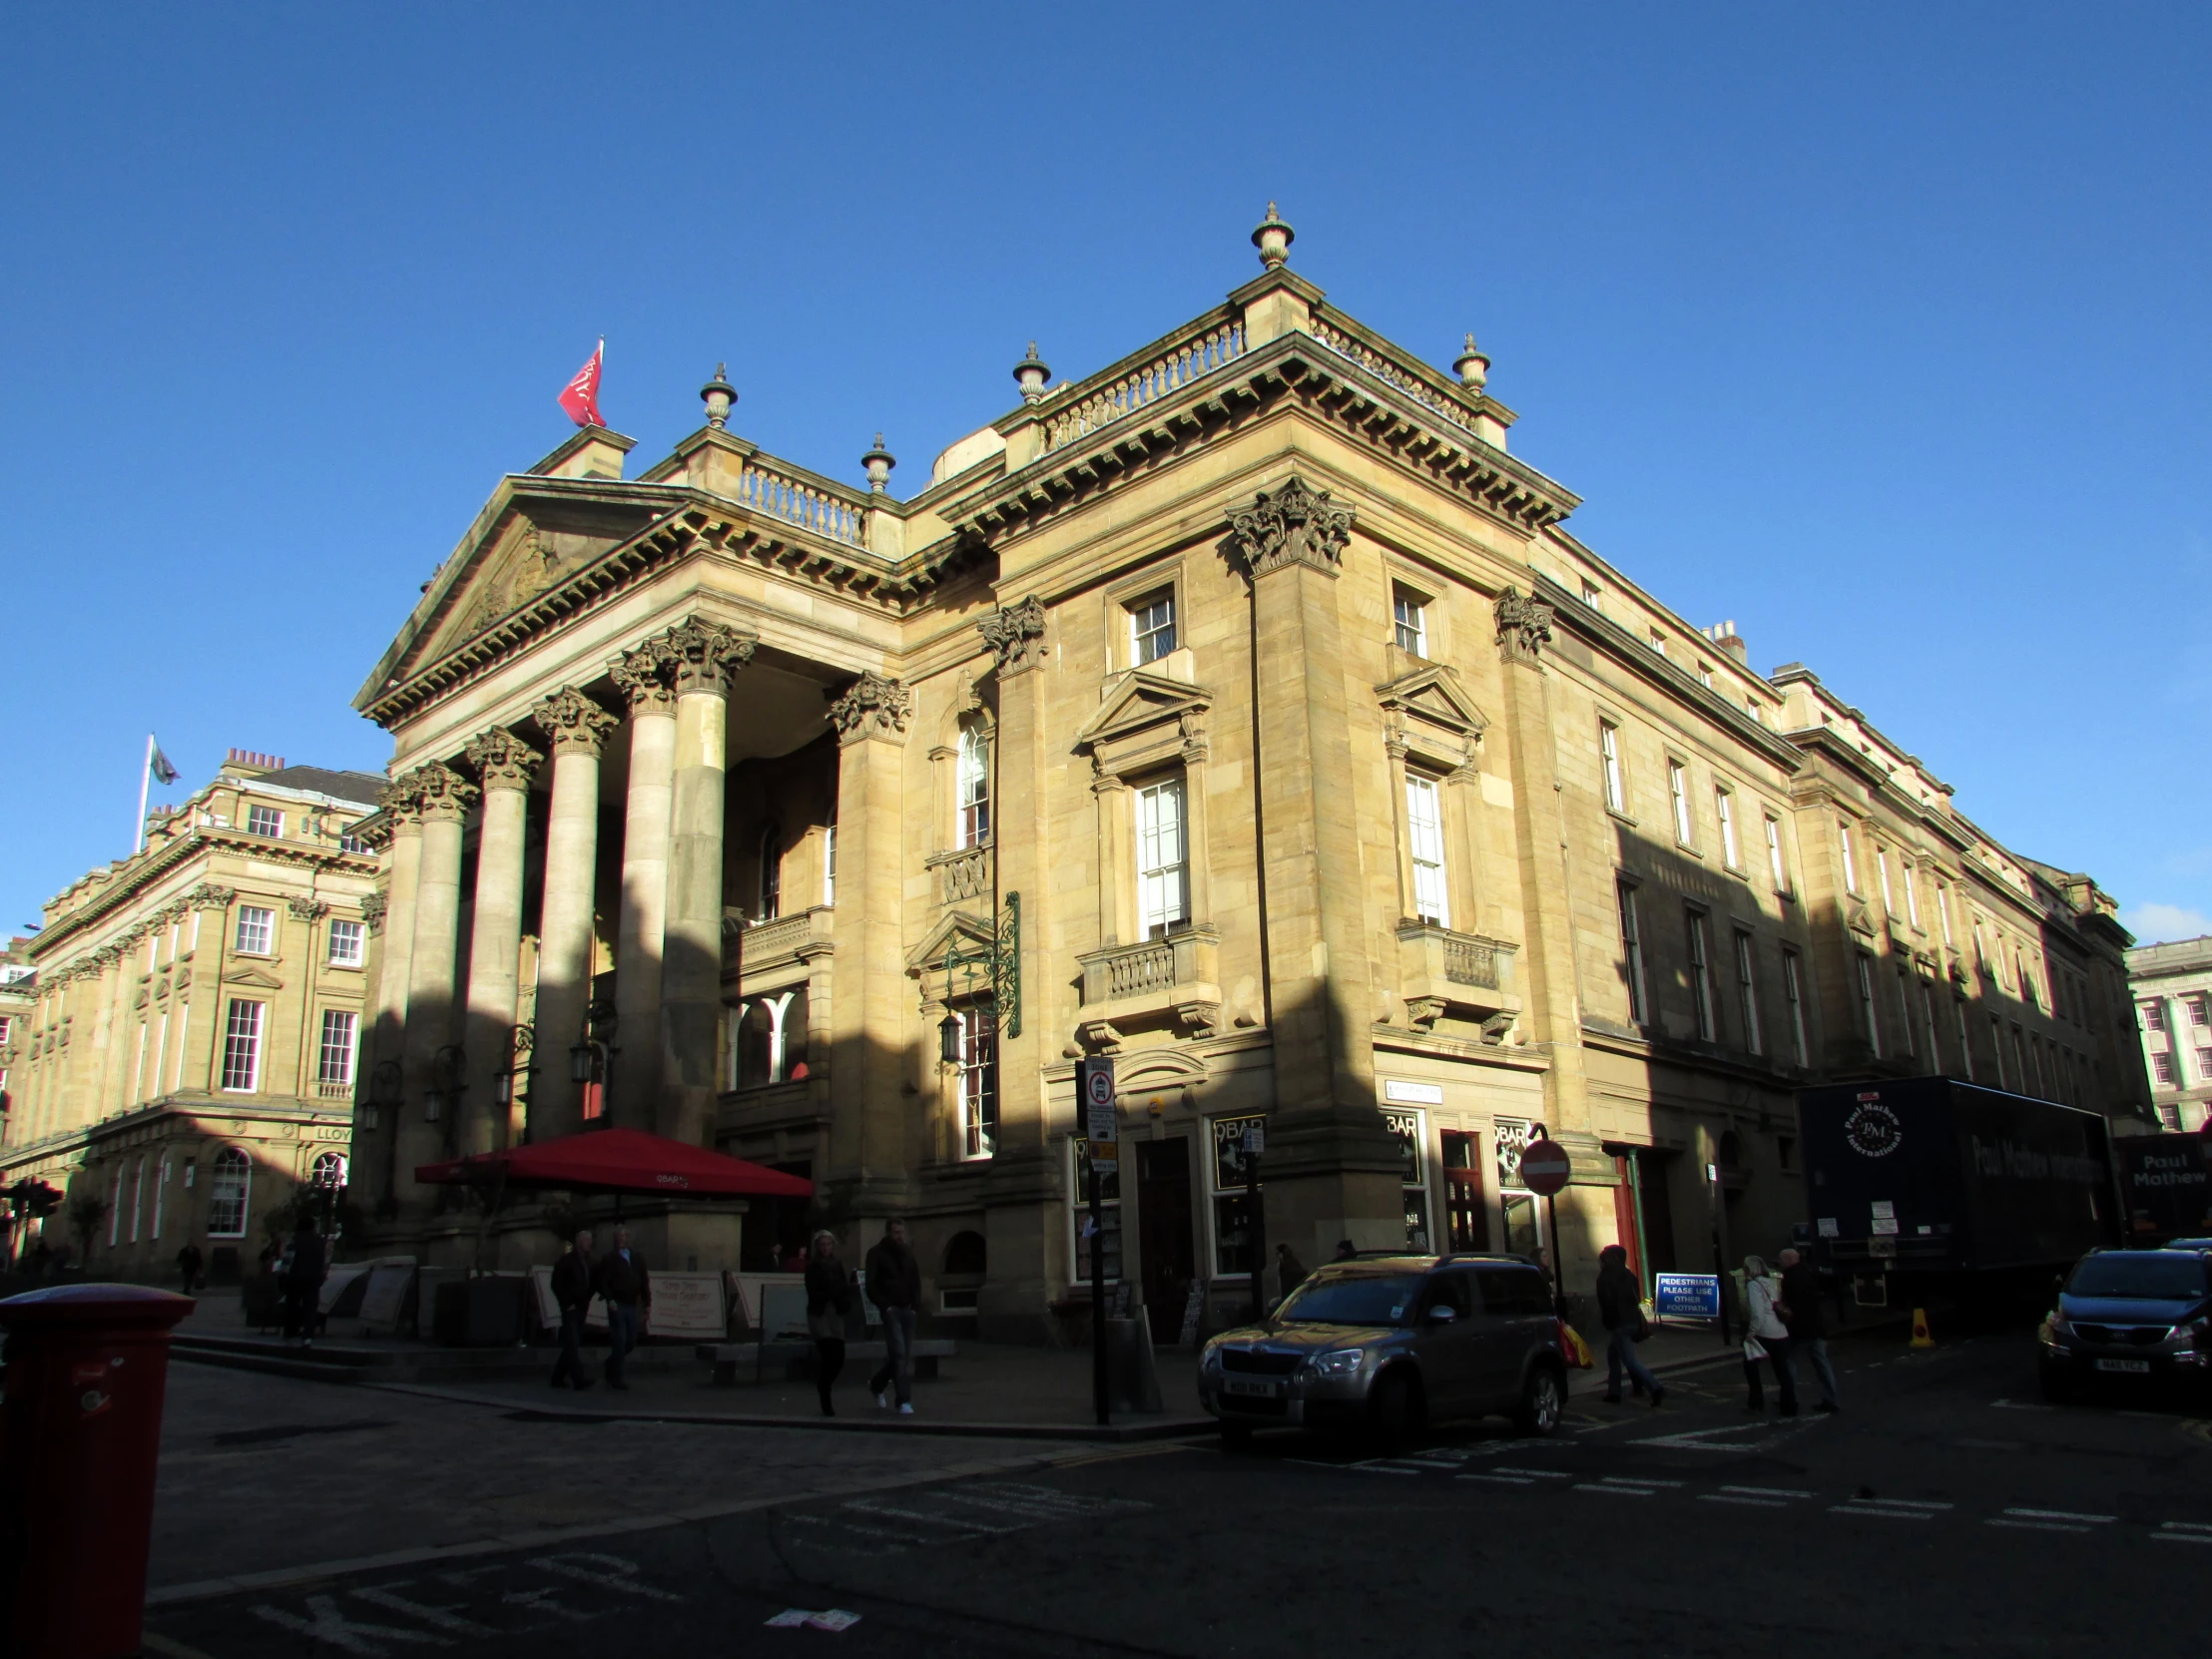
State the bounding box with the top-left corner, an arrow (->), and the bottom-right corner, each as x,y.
1911,1307 -> 1935,1349
0,1283 -> 195,1659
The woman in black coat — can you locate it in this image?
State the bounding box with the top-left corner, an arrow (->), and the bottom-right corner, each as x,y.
804,1231 -> 856,1416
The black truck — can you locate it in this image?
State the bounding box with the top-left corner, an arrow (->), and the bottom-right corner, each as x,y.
1797,1077 -> 2120,1301
2113,1132 -> 2212,1245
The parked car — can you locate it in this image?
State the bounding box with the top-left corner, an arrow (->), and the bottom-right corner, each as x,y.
1198,1254 -> 1569,1447
2038,1249 -> 2212,1400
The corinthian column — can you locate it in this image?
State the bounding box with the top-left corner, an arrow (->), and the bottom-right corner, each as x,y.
461,728 -> 541,1154
397,762 -> 478,1203
610,642 -> 679,1116
657,619 -> 755,1145
532,687 -> 618,1140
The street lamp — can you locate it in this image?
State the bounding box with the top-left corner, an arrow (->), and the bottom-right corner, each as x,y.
493,1024 -> 534,1142
569,998 -> 618,1128
937,1010 -> 961,1066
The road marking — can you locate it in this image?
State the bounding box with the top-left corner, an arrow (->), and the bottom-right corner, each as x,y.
1460,1473 -> 1535,1485
1721,1484 -> 1814,1498
1350,1459 -> 1426,1475
2154,1523 -> 2212,1545
1830,1505 -> 1932,1520
1597,1476 -> 1684,1487
1575,1482 -> 1655,1496
525,1554 -> 682,1602
841,1498 -> 1021,1535
2002,1507 -> 2115,1524
1830,1498 -> 1950,1521
351,1586 -> 496,1635
1491,1467 -> 1574,1479
1700,1493 -> 1790,1507
251,1594 -> 450,1653
1987,1517 -> 2094,1533
1990,1398 -> 2057,1412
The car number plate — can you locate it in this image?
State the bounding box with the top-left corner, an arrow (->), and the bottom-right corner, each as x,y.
1224,1378 -> 1282,1396
2093,1358 -> 2151,1375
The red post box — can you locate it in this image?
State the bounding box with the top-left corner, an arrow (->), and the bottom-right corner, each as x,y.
0,1284 -> 194,1659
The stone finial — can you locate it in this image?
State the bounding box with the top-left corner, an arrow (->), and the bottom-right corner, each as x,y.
1251,202 -> 1295,271
464,728 -> 543,791
977,595 -> 1048,675
861,433 -> 896,494
532,687 -> 621,757
1227,476 -> 1355,582
1013,342 -> 1051,404
827,671 -> 911,744
701,363 -> 739,429
1453,333 -> 1490,392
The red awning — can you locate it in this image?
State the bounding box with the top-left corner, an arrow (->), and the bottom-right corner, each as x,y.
415,1127 -> 812,1199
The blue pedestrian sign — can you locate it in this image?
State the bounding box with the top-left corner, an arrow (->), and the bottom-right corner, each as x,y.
1654,1272 -> 1722,1322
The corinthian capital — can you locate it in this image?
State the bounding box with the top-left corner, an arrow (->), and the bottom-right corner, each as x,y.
828,671 -> 911,745
659,619 -> 756,698
608,643 -> 678,716
465,728 -> 543,791
187,882 -> 237,911
977,595 -> 1048,676
1227,476 -> 1355,582
1492,585 -> 1554,667
286,895 -> 331,922
359,891 -> 389,934
404,762 -> 479,823
375,776 -> 424,827
533,687 -> 621,756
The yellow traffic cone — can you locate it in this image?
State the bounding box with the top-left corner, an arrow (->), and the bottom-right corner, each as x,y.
1911,1307 -> 1935,1349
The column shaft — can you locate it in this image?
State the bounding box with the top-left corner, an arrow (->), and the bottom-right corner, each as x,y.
531,686 -> 617,1139
461,730 -> 540,1153
397,764 -> 477,1205
825,693 -> 909,1191
611,651 -> 679,1116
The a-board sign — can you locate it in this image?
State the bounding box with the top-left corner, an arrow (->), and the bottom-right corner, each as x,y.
647,1272 -> 730,1340
1654,1272 -> 1722,1322
1519,1138 -> 1573,1197
357,1262 -> 416,1332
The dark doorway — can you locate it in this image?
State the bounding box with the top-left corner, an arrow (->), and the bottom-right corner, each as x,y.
1135,1138 -> 1195,1345
1441,1130 -> 1489,1251
1639,1151 -> 1680,1281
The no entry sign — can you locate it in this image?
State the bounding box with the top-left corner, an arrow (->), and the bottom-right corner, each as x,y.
1519,1138 -> 1573,1196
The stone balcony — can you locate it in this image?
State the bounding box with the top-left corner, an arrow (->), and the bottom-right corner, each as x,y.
1394,921 -> 1519,1035
924,842 -> 994,908
723,904 -> 833,991
1074,926 -> 1222,1047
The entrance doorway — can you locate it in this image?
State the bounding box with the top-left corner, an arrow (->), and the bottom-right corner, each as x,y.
1135,1138 -> 1195,1344
1441,1130 -> 1489,1251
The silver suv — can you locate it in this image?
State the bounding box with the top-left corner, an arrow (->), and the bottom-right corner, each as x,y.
1199,1254 -> 1569,1446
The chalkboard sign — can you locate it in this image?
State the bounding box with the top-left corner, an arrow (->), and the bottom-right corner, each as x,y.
1177,1280 -> 1205,1349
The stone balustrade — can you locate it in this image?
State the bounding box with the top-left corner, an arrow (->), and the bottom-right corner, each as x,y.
736,458 -> 870,548
1076,926 -> 1222,1044
1043,315 -> 1248,454
725,905 -> 833,985
1309,314 -> 1494,443
924,843 -> 994,908
1395,921 -> 1519,1036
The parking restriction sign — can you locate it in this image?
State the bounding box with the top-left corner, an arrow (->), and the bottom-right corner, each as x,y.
1080,1057 -> 1117,1145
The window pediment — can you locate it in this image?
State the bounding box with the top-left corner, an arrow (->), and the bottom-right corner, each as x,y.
1075,670 -> 1212,781
1376,664 -> 1487,774
222,963 -> 284,990
904,907 -> 998,980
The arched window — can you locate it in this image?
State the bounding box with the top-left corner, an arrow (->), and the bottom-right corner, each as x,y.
310,1151 -> 348,1190
957,725 -> 991,848
758,822 -> 783,920
944,1231 -> 987,1277
207,1147 -> 252,1238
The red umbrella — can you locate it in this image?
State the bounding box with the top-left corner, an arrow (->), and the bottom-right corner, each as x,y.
415,1126 -> 812,1199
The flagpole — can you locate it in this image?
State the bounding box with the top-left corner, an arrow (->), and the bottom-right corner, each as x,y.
135,734 -> 154,855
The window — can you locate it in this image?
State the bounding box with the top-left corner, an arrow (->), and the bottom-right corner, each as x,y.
234,905 -> 275,955
823,822 -> 837,906
221,999 -> 265,1091
339,832 -> 369,854
1648,628 -> 1667,657
758,823 -> 782,920
1382,1109 -> 1432,1250
152,1156 -> 168,1241
956,1006 -> 997,1159
130,1156 -> 145,1242
1896,968 -> 1916,1057
1856,954 -> 1881,1057
207,1147 -> 251,1238
1936,881 -> 1954,947
957,725 -> 992,848
1904,865 -> 1922,929
1599,723 -> 1625,814
1921,980 -> 1940,1066
2190,996 -> 2210,1029
1697,663 -> 1714,690
1733,929 -> 1762,1055
1764,815 -> 1788,891
0,1016 -> 10,1047
1210,1116 -> 1266,1276
2017,951 -> 2038,1010
1136,779 -> 1189,938
1715,789 -> 1740,869
1839,826 -> 1860,894
1746,697 -> 1763,725
1687,910 -> 1717,1041
1580,579 -> 1601,610
1617,882 -> 1648,1024
316,1008 -> 358,1087
1990,1014 -> 2008,1089
1954,997 -> 1974,1081
1071,1138 -> 1122,1282
2198,1047 -> 2212,1083
246,805 -> 283,837
1129,589 -> 1177,666
1782,948 -> 1809,1066
1405,775 -> 1450,927
310,1151 -> 348,1190
2154,1052 -> 2178,1086
1668,761 -> 1694,846
327,919 -> 364,967
1392,585 -> 1427,655
1877,846 -> 1895,915
2143,999 -> 2167,1034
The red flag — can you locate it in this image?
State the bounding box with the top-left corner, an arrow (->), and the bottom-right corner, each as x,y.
557,339 -> 604,428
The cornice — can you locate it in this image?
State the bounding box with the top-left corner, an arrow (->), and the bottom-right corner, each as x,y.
30,832 -> 372,962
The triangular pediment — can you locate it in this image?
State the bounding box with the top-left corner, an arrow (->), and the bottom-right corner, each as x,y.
905,908 -> 998,977
1075,670 -> 1213,754
223,963 -> 284,990
1846,904 -> 1878,939
1376,664 -> 1488,744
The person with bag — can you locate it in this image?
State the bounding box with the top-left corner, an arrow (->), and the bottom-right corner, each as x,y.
1741,1254 -> 1798,1415
805,1231 -> 854,1417
1777,1247 -> 1841,1412
1594,1244 -> 1664,1406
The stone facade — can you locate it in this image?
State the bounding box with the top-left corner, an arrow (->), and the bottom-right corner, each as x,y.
2126,935 -> 2212,1130
350,219 -> 2151,1340
0,752 -> 381,1280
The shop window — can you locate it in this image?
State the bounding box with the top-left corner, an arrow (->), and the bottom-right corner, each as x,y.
1382,1108 -> 1430,1252
1071,1138 -> 1122,1283
1209,1115 -> 1265,1277
310,1151 -> 348,1189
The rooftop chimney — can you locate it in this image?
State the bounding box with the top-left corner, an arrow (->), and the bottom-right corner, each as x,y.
1702,621 -> 1749,663
221,748 -> 284,779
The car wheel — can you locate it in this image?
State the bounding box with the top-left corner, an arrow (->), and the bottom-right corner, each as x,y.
1219,1419 -> 1255,1450
1515,1365 -> 1565,1436
1368,1372 -> 1416,1452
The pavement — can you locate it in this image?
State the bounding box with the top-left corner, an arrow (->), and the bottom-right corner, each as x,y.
139,1316 -> 2212,1657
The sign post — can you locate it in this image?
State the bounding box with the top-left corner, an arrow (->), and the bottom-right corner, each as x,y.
1243,1122 -> 1267,1325
1078,1056 -> 1116,1426
1518,1129 -> 1573,1318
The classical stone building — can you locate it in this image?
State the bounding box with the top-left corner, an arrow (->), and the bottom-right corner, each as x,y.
0,751 -> 382,1279
351,213 -> 2151,1339
2126,935 -> 2212,1130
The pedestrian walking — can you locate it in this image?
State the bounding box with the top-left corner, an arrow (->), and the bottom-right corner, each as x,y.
1594,1244 -> 1665,1407
1274,1243 -> 1309,1306
1777,1247 -> 1840,1412
593,1225 -> 651,1390
805,1231 -> 854,1417
1740,1254 -> 1798,1415
864,1218 -> 921,1415
176,1243 -> 203,1297
549,1229 -> 596,1390
280,1217 -> 326,1347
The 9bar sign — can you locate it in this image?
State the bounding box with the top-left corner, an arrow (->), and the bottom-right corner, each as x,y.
1078,1056 -> 1117,1170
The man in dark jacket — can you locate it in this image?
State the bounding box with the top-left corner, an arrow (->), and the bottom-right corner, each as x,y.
549,1229 -> 596,1390
1594,1244 -> 1664,1407
864,1219 -> 921,1414
1777,1248 -> 1839,1412
176,1243 -> 203,1297
281,1217 -> 327,1347
593,1226 -> 651,1390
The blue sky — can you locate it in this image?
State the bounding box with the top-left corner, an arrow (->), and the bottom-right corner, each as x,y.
3,4 -> 2206,943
